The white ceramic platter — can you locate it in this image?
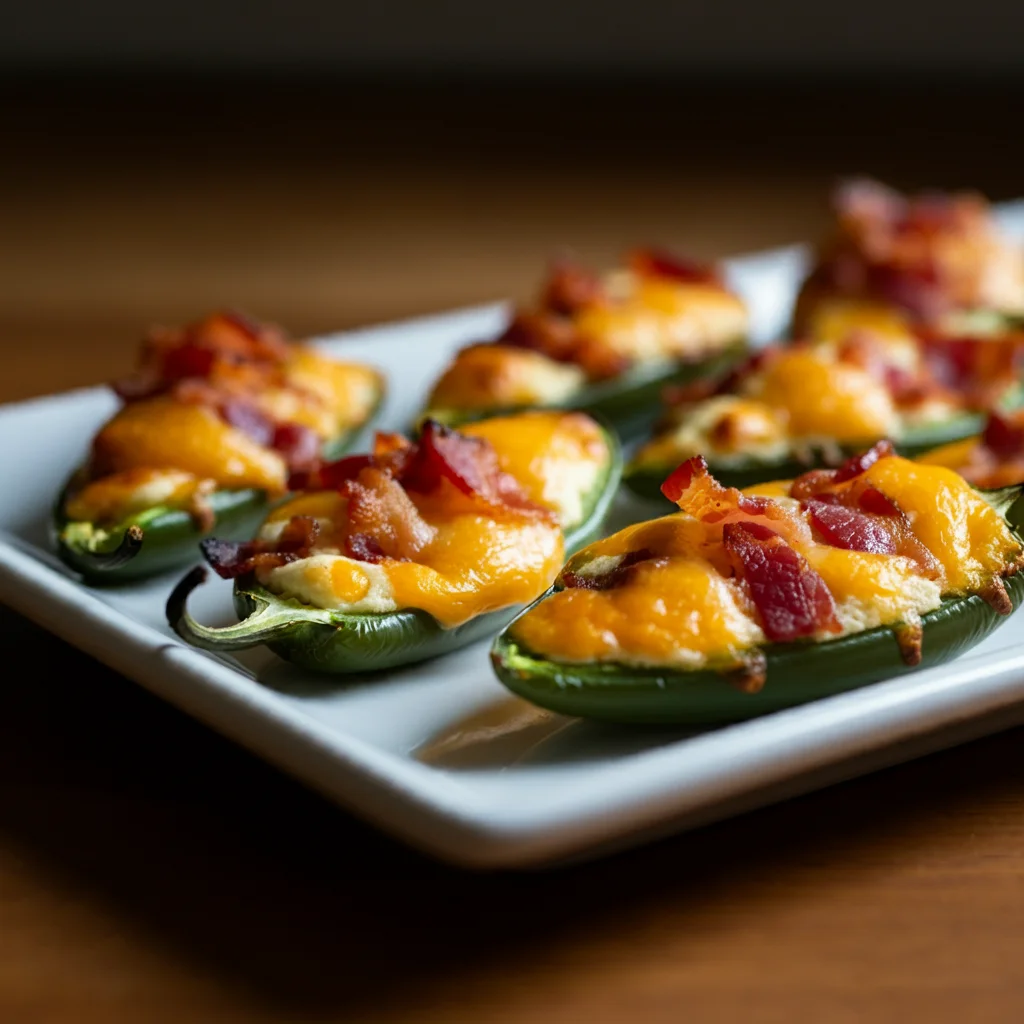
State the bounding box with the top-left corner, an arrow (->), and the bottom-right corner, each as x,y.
3,206 -> 1024,869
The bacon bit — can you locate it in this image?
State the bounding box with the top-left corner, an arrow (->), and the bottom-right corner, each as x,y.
660,455 -> 770,521
540,261 -> 605,315
982,412 -> 1024,461
795,473 -> 942,579
341,467 -> 436,562
918,332 -> 1022,409
561,549 -> 656,591
832,440 -> 896,483
857,486 -> 901,517
723,520 -> 841,642
628,248 -> 723,287
113,310 -> 290,402
218,398 -> 276,447
894,621 -> 924,666
497,311 -> 630,381
291,453 -> 374,493
345,532 -> 390,564
272,422 -> 321,474
725,650 -> 768,694
803,500 -> 898,555
978,576 -> 1014,616
403,420 -> 551,519
200,515 -> 321,579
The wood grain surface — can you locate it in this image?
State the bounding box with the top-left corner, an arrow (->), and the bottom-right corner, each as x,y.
2,77 -> 1024,1022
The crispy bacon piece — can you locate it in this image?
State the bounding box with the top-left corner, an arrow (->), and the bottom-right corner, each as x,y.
833,440 -> 896,483
794,450 -> 942,579
288,422 -> 552,565
113,310 -> 289,402
628,248 -> 723,287
723,520 -> 841,642
982,411 -> 1024,461
401,421 -> 552,519
917,332 -> 1022,409
809,179 -> 1004,324
345,533 -> 389,564
496,311 -> 630,381
660,455 -> 771,521
803,500 -> 898,555
341,467 -> 436,561
201,516 -> 320,579
540,261 -> 605,315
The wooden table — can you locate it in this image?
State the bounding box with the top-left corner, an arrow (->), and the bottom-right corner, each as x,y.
3,78 -> 1024,1022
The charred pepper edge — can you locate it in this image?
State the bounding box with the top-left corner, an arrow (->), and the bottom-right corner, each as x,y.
488,489 -> 1024,724
416,338 -> 748,439
53,387 -> 386,582
164,424 -> 623,673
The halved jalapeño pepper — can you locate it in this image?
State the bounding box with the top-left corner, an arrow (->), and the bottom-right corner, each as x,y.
792,178 -> 1024,341
492,446 -> 1024,724
419,249 -> 749,439
167,411 -> 622,673
54,311 -> 385,581
625,329 -> 1024,501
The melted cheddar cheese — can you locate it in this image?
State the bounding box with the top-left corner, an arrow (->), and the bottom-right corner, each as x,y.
425,271 -> 747,417
70,347 -> 382,524
257,411 -> 611,628
631,337 -> 958,471
426,345 -> 586,417
510,457 -> 1020,669
573,279 -> 747,364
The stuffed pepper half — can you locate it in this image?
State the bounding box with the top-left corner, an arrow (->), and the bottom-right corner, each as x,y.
626,327 -> 1023,499
56,312 -> 385,581
167,411 -> 621,673
493,444 -> 1024,723
421,250 -> 748,437
794,178 -> 1024,341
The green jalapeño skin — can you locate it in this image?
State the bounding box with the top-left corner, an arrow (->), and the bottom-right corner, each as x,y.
55,402 -> 384,584
166,422 -> 623,674
490,488 -> 1024,725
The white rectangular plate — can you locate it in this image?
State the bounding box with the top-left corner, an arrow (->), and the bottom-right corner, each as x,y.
4,207 -> 1024,869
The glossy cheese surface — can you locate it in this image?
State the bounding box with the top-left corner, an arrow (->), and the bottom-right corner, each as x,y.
461,411 -> 607,526
574,279 -> 747,362
91,398 -> 289,494
426,344 -> 586,414
70,346 -> 381,524
510,457 -> 1020,669
258,348 -> 382,437
631,332 -> 966,469
426,274 -> 747,414
258,411 -> 610,628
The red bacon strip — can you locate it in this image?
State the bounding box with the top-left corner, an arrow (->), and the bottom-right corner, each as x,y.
723,521 -> 841,642
981,412 -> 1024,461
628,248 -> 723,287
540,261 -> 605,315
113,310 -> 289,402
200,516 -> 320,579
660,455 -> 770,521
803,500 -> 897,555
